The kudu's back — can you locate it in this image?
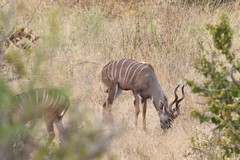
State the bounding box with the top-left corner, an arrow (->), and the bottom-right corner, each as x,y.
10,88 -> 70,145
12,88 -> 69,124
102,58 -> 155,91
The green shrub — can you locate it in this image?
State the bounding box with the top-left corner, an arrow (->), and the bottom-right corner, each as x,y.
187,14 -> 240,159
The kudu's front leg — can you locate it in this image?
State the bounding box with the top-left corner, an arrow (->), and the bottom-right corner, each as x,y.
103,82 -> 118,123
103,101 -> 113,123
133,94 -> 140,128
54,118 -> 66,145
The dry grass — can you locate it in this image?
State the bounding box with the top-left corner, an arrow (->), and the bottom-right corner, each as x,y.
3,0 -> 240,159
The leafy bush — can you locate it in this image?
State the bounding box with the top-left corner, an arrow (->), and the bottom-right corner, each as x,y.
187,14 -> 240,159
0,2 -> 113,160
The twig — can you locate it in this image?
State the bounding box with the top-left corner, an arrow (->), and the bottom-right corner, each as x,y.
0,0 -> 9,9
25,1 -> 42,28
200,87 -> 232,92
196,101 -> 207,105
76,61 -> 99,66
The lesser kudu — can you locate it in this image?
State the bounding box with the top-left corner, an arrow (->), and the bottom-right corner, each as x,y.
101,58 -> 185,130
10,88 -> 69,144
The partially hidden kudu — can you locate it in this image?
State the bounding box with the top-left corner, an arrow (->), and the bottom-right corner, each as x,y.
101,58 -> 185,130
10,88 -> 70,145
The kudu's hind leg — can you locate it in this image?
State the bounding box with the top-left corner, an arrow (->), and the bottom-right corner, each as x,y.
54,118 -> 66,145
103,82 -> 119,123
142,100 -> 147,131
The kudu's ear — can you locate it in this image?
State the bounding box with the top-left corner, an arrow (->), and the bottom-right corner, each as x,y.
158,100 -> 165,114
159,100 -> 164,110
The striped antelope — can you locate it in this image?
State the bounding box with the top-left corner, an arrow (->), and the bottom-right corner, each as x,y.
10,88 -> 70,145
101,58 -> 185,130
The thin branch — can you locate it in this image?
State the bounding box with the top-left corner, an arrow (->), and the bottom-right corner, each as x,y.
0,32 -> 12,43
25,1 -> 42,28
0,0 -> 9,9
200,87 -> 233,92
196,101 -> 208,105
76,61 -> 99,66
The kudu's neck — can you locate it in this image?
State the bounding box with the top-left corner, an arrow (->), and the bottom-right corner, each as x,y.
151,82 -> 168,111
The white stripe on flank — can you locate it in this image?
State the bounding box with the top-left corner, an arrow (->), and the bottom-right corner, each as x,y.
129,63 -> 145,84
123,61 -> 137,83
17,96 -> 25,112
125,62 -> 140,84
19,104 -> 25,112
44,90 -> 49,106
111,61 -> 116,80
58,95 -> 63,106
118,58 -> 128,81
114,59 -> 121,79
42,89 -> 46,105
62,96 -> 65,106
47,90 -> 54,107
102,66 -> 106,78
28,92 -> 32,104
53,93 -> 59,107
107,63 -> 111,80
20,94 -> 27,106
135,66 -> 148,81
144,74 -> 150,77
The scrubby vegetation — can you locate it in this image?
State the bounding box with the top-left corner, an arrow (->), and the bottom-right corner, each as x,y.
187,14 -> 240,159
